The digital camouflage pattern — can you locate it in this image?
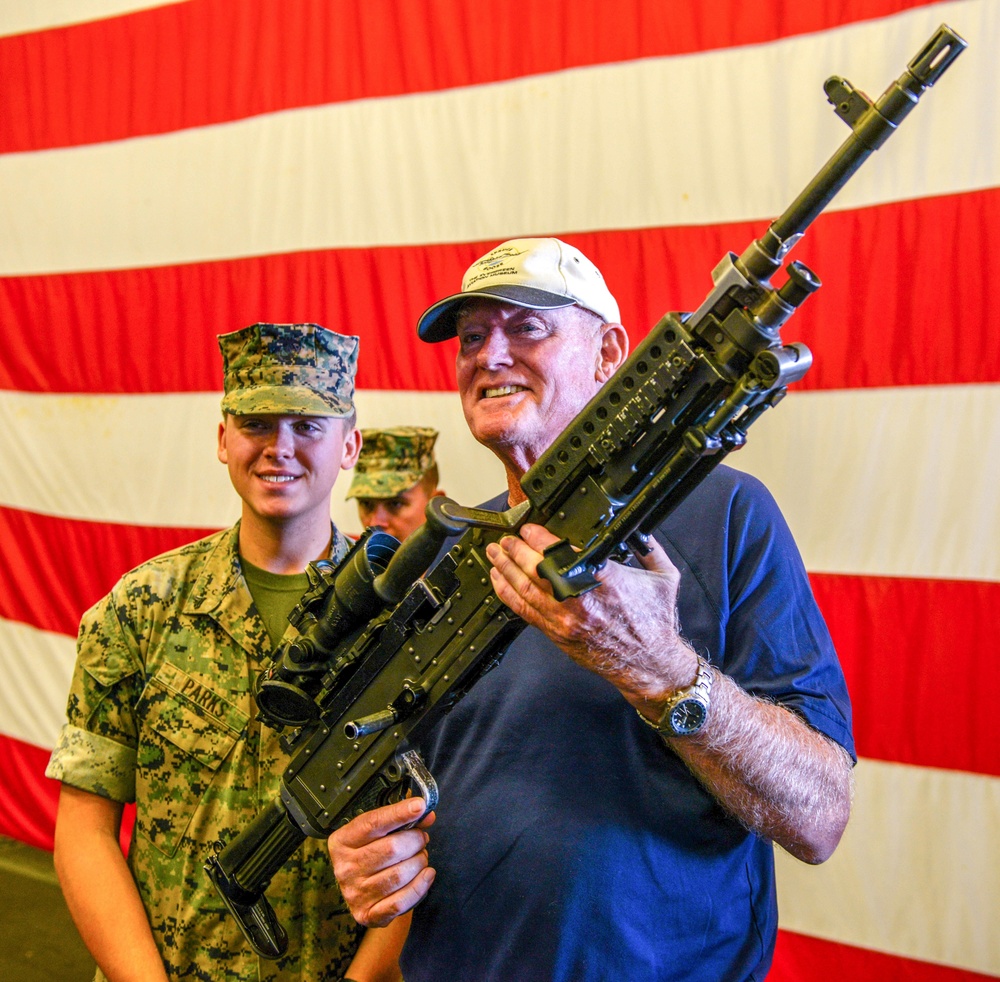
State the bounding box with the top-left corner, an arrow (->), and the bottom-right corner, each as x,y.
218,323 -> 359,418
346,426 -> 439,499
46,524 -> 364,981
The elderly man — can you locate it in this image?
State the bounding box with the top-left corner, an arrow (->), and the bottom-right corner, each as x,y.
336,239 -> 855,982
346,426 -> 444,541
47,323 -> 366,981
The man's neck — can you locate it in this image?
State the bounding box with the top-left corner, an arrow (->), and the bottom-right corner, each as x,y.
492,445 -> 536,507
238,510 -> 333,574
505,468 -> 528,506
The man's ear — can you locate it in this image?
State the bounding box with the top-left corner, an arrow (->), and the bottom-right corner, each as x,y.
217,419 -> 228,464
340,425 -> 363,471
596,323 -> 629,382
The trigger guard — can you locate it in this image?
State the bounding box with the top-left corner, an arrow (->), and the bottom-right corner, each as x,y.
396,748 -> 439,828
537,539 -> 601,601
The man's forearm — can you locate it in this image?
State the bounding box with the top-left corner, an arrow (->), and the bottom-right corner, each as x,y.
54,786 -> 168,982
484,525 -> 853,861
666,668 -> 854,863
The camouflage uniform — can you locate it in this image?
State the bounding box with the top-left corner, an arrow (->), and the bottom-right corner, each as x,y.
346,427 -> 439,500
47,323 -> 365,980
47,524 -> 363,981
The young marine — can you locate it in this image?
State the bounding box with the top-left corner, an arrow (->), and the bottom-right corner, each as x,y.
346,426 -> 444,542
47,323 -> 366,981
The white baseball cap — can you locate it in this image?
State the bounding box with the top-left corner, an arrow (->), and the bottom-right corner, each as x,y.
417,237 -> 621,342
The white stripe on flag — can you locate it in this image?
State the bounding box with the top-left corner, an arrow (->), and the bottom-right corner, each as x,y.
775,757 -> 1000,976
0,618 -> 75,749
0,1 -> 177,37
733,383 -> 1000,583
2,384 -> 997,581
0,389 -> 504,533
0,0 -> 991,275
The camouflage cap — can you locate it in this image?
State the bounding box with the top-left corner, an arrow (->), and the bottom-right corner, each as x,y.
218,322 -> 359,417
346,427 -> 439,499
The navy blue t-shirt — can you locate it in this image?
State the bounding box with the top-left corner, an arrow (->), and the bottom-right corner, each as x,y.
401,465 -> 854,982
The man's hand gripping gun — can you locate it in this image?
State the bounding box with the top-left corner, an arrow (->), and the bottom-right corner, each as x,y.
205,26 -> 965,958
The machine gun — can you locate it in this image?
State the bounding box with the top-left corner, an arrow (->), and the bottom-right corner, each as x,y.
205,25 -> 965,958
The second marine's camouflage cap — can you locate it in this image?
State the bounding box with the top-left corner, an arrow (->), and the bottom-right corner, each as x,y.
218,322 -> 359,417
346,427 -> 439,499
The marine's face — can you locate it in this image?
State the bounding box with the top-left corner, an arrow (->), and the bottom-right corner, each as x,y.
218,413 -> 360,529
454,300 -> 610,473
356,482 -> 436,541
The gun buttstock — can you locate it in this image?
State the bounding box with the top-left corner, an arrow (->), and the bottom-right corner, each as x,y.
205,855 -> 289,959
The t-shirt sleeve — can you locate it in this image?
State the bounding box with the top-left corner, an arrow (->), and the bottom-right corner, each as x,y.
724,476 -> 855,759
666,469 -> 855,761
45,586 -> 145,802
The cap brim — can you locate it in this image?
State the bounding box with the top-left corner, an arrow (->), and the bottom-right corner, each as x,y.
417,285 -> 576,343
346,469 -> 423,500
221,384 -> 352,417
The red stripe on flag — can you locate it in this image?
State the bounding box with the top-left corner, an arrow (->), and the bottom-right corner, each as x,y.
772,929 -> 1000,981
2,189 -> 996,395
811,572 -> 1000,778
0,733 -> 134,853
0,242 -> 463,395
0,0 -> 941,153
0,505 -> 218,638
0,735 -> 59,850
3,504 -> 998,779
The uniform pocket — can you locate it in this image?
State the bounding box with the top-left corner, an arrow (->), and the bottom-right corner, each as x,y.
135,663 -> 249,857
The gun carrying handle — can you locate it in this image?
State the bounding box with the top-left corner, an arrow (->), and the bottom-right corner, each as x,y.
536,538 -> 600,601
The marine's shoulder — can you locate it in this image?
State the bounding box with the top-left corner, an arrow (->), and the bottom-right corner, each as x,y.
120,526 -> 234,579
97,527 -> 237,613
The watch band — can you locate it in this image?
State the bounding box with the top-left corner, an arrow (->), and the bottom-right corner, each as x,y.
636,656 -> 714,737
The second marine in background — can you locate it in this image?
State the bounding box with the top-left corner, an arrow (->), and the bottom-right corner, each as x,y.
346,426 -> 444,541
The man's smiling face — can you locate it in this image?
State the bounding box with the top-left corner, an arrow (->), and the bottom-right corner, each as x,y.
454,299 -> 610,474
217,413 -> 359,530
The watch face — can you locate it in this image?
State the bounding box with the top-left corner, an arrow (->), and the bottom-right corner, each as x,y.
669,698 -> 708,736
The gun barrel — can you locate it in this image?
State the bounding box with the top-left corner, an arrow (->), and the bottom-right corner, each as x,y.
740,23 -> 966,280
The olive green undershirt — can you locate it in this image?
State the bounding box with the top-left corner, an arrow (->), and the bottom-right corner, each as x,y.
240,559 -> 311,650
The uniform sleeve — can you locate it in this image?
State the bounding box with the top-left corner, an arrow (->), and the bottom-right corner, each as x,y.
45,586 -> 145,802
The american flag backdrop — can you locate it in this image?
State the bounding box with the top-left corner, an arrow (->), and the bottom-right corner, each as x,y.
1,0 -> 998,978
